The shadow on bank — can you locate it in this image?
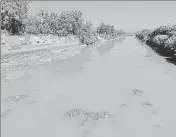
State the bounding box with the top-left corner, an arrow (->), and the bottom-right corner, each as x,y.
135,38 -> 175,65
165,55 -> 176,65
145,40 -> 176,65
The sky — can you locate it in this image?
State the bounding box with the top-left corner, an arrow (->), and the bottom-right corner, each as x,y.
28,1 -> 176,33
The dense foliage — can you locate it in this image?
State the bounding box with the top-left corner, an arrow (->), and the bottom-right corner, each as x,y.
76,21 -> 98,45
25,10 -> 84,36
97,22 -> 125,39
1,1 -> 124,45
135,29 -> 151,42
135,25 -> 176,57
1,1 -> 30,34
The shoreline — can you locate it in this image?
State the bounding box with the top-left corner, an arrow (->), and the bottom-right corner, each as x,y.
1,42 -> 80,57
1,36 -> 124,57
1,37 -> 124,74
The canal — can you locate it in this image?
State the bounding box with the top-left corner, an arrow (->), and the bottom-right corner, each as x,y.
1,36 -> 176,137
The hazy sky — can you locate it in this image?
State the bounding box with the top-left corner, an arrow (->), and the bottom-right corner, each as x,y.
28,1 -> 176,32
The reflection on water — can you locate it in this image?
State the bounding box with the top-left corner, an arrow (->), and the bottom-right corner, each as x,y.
38,38 -> 125,77
48,45 -> 93,76
97,38 -> 125,56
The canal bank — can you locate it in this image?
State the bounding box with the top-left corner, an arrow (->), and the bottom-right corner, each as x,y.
1,37 -> 124,74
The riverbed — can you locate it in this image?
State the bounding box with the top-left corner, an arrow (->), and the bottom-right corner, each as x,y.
1,36 -> 176,137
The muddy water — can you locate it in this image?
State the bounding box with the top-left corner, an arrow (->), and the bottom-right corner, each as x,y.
1,37 -> 176,137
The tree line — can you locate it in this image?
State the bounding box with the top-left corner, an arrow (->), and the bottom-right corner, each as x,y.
1,1 -> 125,45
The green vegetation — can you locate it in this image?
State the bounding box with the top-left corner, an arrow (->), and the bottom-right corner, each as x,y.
25,10 -> 84,36
1,1 -> 124,46
135,29 -> 151,42
97,22 -> 125,40
76,21 -> 98,45
1,1 -> 30,35
135,25 -> 176,57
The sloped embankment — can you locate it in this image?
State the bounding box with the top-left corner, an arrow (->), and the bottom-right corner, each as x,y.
135,25 -> 176,65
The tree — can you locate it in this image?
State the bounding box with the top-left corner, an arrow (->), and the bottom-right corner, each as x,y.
1,1 -> 30,34
26,10 -> 59,35
25,16 -> 40,34
49,12 -> 58,35
97,22 -> 124,39
34,10 -> 52,34
58,10 -> 84,36
76,21 -> 98,45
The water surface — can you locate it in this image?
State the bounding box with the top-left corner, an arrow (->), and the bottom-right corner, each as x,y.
2,36 -> 176,137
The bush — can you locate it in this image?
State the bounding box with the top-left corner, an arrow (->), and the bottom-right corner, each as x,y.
147,25 -> 176,50
97,22 -> 125,40
164,35 -> 176,48
136,25 -> 176,57
135,29 -> 151,42
78,31 -> 98,45
152,35 -> 169,45
148,25 -> 176,39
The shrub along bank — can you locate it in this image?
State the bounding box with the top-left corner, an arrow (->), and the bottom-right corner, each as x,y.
135,25 -> 176,60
